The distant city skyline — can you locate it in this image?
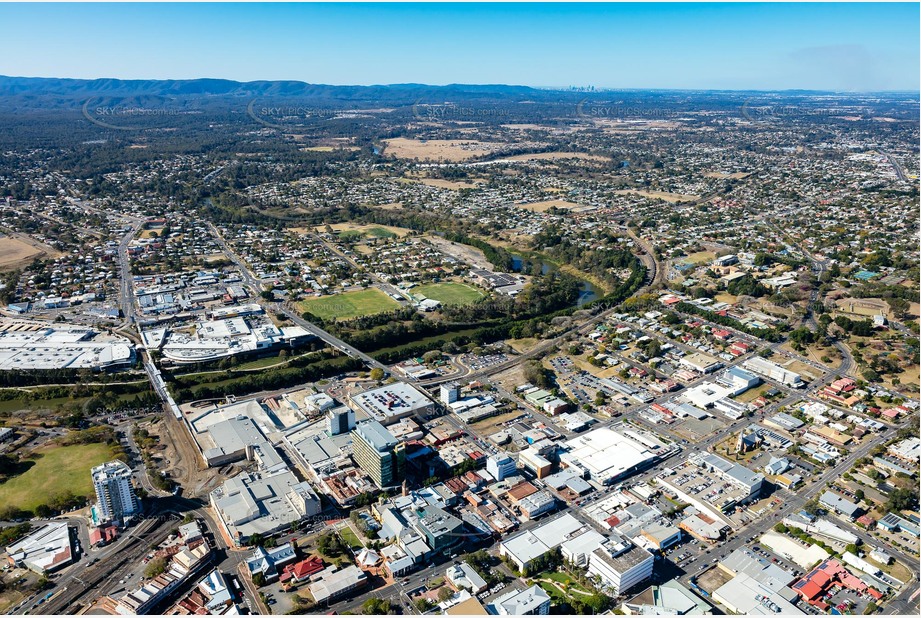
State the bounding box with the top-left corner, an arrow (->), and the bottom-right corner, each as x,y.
0,2 -> 917,91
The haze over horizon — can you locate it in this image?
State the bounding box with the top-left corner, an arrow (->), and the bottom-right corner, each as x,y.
0,2 -> 918,92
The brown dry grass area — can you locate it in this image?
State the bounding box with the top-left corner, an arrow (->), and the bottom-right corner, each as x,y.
506,338 -> 540,354
516,199 -> 593,213
493,364 -> 528,394
501,124 -> 547,130
0,234 -> 60,271
614,189 -> 699,202
704,171 -> 751,179
300,145 -> 361,152
470,409 -> 528,436
317,222 -> 412,237
382,137 -> 505,161
409,177 -> 485,190
500,151 -> 610,163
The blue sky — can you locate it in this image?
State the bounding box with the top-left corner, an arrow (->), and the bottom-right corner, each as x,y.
0,2 -> 917,91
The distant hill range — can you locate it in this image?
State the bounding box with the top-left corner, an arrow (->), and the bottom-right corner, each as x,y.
0,75 -> 561,106
0,75 -> 913,113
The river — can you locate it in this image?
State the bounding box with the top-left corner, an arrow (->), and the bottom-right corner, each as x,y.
510,255 -> 601,306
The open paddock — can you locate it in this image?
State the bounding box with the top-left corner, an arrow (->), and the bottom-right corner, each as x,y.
614,189 -> 699,203
516,199 -> 596,213
0,234 -> 60,271
498,151 -> 610,163
382,138 -> 505,162
297,288 -> 401,322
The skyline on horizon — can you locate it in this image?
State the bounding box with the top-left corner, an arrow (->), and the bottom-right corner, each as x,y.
0,2 -> 918,92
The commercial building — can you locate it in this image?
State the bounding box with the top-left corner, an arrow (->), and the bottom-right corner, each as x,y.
712,572 -> 804,615
759,532 -> 829,569
210,470 -> 321,546
155,313 -> 311,364
499,513 -> 587,573
326,406 -> 356,436
194,414 -> 271,467
5,522 -> 74,573
887,437 -> 920,464
743,357 -> 804,388
488,585 -> 551,615
518,447 -> 553,479
678,512 -> 730,543
819,490 -> 861,520
679,352 -> 723,375
348,382 -> 434,425
308,565 -> 369,604
560,427 -> 673,486
712,548 -> 802,615
587,536 -> 655,595
245,543 -> 297,581
878,512 -> 920,537
518,490 -> 557,520
783,514 -> 859,545
351,419 -> 404,488
446,562 -> 488,594
487,454 -> 516,482
92,460 -> 140,523
793,559 -> 883,611
440,382 -> 461,405
0,321 -> 134,371
622,580 -> 712,615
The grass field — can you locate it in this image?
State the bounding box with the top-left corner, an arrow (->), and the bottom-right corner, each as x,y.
413,282 -> 485,306
298,288 -> 401,321
339,527 -> 364,549
0,443 -> 116,512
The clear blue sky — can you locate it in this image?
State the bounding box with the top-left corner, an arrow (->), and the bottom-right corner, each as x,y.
0,2 -> 917,91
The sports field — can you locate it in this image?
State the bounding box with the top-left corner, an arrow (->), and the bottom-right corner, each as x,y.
0,443 -> 115,512
298,288 -> 401,321
414,282 -> 485,306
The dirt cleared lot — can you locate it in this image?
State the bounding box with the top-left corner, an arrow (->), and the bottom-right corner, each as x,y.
0,234 -> 59,270
312,223 -> 413,238
405,177 -> 485,190
705,171 -> 752,179
425,234 -> 493,270
614,189 -> 699,202
382,138 -> 505,161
